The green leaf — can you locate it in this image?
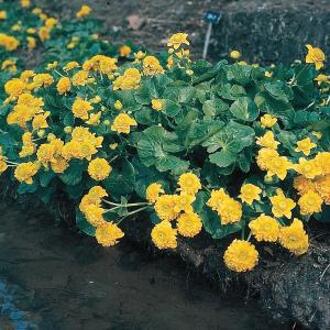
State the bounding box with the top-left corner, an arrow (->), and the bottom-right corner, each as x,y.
195,192 -> 242,239
230,97 -> 259,122
203,120 -> 255,154
76,210 -> 96,237
59,160 -> 84,186
226,63 -> 252,86
39,169 -> 56,187
209,149 -> 236,167
164,99 -> 181,118
136,126 -> 187,173
264,80 -> 293,102
134,79 -> 158,105
203,99 -> 229,118
103,159 -> 135,200
17,182 -> 38,194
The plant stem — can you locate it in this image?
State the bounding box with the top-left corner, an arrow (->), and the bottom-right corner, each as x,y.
116,206 -> 150,225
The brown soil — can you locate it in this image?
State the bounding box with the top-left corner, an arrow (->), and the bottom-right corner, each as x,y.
36,0 -> 330,63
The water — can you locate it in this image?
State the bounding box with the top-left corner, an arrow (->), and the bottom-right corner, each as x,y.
0,202 -> 283,330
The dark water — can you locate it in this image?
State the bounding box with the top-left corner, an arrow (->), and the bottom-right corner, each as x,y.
0,202 -> 284,330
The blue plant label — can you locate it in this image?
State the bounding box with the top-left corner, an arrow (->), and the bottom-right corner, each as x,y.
203,11 -> 222,24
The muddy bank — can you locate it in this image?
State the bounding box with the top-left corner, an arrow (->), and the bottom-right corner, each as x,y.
35,0 -> 330,64
2,186 -> 329,330
122,216 -> 330,330
0,201 -> 284,330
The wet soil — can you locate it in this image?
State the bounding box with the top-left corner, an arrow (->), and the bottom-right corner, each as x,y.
0,201 -> 286,330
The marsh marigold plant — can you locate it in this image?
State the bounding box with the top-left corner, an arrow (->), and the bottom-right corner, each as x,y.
0,2 -> 329,274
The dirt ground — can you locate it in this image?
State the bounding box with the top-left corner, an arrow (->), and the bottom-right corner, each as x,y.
35,0 -> 330,63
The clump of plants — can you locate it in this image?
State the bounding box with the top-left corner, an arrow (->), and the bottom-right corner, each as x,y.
0,1 -> 329,273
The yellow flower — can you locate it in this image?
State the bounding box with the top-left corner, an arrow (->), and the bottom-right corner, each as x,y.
119,45 -> 131,57
0,158 -> 8,174
32,112 -> 50,130
95,222 -> 124,247
4,78 -> 26,98
27,36 -> 36,50
314,74 -> 329,85
146,183 -> 165,203
76,5 -> 92,19
38,27 -> 50,42
312,131 -> 322,139
151,99 -> 164,111
295,137 -> 316,156
167,33 -> 189,50
20,0 -> 30,8
89,186 -> 108,199
269,189 -> 296,219
32,73 -> 54,88
298,190 -> 323,216
142,56 -> 165,76
314,152 -> 330,175
134,50 -> 145,61
1,59 -> 17,72
256,148 -> 279,171
88,158 -> 112,181
51,157 -> 69,174
111,113 -> 137,134
151,221 -> 177,249
238,60 -> 248,66
86,111 -> 102,126
19,132 -> 36,158
154,194 -> 179,221
217,197 -> 242,225
305,44 -> 326,70
45,17 -> 58,29
56,77 -> 71,95
114,100 -> 123,110
82,55 -> 117,76
249,214 -> 280,242
229,50 -> 241,59
314,175 -> 330,205
14,162 -> 39,184
71,70 -> 89,86
72,97 -> 93,120
113,68 -> 141,90
279,218 -> 309,255
293,158 -> 322,179
293,175 -> 316,196
79,186 -> 108,213
239,183 -> 262,205
260,114 -> 277,128
177,172 -> 201,196
173,193 -> 195,213
256,131 -> 279,149
264,71 -> 273,78
27,28 -> 36,34
62,127 -> 103,161
206,188 -> 229,211
224,239 -> 259,272
177,212 -> 202,238
63,61 -> 80,72
0,11 -> 7,20
84,204 -> 105,227
267,155 -> 292,180
0,33 -> 20,51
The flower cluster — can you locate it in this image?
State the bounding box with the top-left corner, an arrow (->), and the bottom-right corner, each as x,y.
0,2 -> 329,275
148,173 -> 203,249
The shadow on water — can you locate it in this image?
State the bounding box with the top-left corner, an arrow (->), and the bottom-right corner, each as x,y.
0,202 -> 284,330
